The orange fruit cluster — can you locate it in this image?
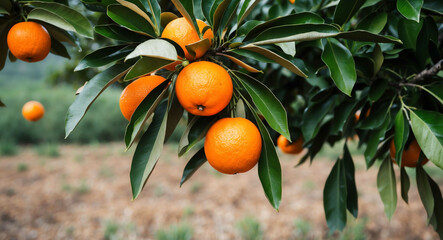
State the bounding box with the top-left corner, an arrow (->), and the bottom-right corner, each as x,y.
7,22 -> 51,63
22,101 -> 45,122
390,139 -> 428,168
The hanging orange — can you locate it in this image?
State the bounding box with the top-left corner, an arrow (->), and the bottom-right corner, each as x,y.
204,118 -> 262,174
175,61 -> 232,116
119,75 -> 167,121
7,22 -> 51,62
390,139 -> 429,167
277,135 -> 304,154
22,101 -> 45,122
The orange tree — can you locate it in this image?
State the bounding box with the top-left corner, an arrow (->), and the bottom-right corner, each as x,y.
1,0 -> 443,236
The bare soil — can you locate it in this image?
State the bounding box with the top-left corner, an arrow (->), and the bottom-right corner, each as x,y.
0,143 -> 439,240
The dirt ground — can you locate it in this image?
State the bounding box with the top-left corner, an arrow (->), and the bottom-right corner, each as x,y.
0,143 -> 440,240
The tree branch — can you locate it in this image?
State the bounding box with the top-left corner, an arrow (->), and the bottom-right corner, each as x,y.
412,59 -> 443,82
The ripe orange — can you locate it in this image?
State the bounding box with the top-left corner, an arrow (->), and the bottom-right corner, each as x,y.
289,0 -> 295,3
390,139 -> 429,167
277,135 -> 304,154
7,22 -> 51,62
204,118 -> 262,174
161,17 -> 214,60
119,75 -> 167,121
175,61 -> 233,116
22,101 -> 45,122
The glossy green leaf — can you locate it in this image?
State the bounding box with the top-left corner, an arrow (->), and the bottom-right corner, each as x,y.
358,101 -> 390,129
107,4 -> 156,37
428,174 -> 443,238
377,157 -> 397,220
397,0 -> 423,22
180,148 -> 207,186
344,144 -> 358,218
217,53 -> 261,73
398,18 -> 423,50
237,0 -> 260,25
394,110 -> 409,166
247,103 -> 281,210
65,63 -> 131,138
75,45 -> 134,71
171,0 -> 201,38
94,24 -> 148,42
29,2 -> 93,38
410,109 -> 443,169
357,12 -> 388,34
323,158 -> 347,232
145,0 -> 162,34
368,79 -> 388,102
426,84 -> 443,105
330,100 -> 358,134
130,100 -> 168,199
215,0 -> 240,36
202,0 -> 220,25
125,81 -> 170,149
42,23 -> 78,47
416,166 -> 434,222
364,114 -> 391,168
165,91 -> 184,142
240,45 -> 307,77
28,9 -> 75,33
125,39 -> 178,61
372,44 -> 383,75
251,24 -> 339,45
0,20 -> 11,71
160,12 -> 178,28
244,12 -> 324,41
333,0 -> 367,26
321,38 -> 356,96
302,97 -> 336,141
49,37 -> 70,59
125,57 -> 174,81
423,0 -> 443,15
115,0 -> 157,34
336,31 -> 402,44
235,71 -> 290,140
178,116 -> 215,157
400,167 -> 410,203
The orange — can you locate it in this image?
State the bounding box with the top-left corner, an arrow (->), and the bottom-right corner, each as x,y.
7,22 -> 51,62
289,0 -> 295,3
204,118 -> 262,174
390,139 -> 429,167
22,101 -> 45,122
277,135 -> 304,154
119,75 -> 167,121
161,17 -> 214,60
175,61 -> 233,116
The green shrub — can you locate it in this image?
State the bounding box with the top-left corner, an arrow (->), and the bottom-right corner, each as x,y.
236,215 -> 264,240
34,143 -> 60,157
0,141 -> 19,156
155,222 -> 193,240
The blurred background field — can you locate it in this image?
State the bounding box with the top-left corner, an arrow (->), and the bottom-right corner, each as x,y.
0,57 -> 441,240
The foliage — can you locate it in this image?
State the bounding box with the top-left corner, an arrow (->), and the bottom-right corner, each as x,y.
236,215 -> 264,240
0,0 -> 442,236
155,222 -> 193,240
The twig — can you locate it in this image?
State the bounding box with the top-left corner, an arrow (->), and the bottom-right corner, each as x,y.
412,59 -> 443,82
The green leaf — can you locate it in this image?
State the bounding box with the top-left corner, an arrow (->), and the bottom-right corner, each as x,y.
251,24 -> 339,46
125,57 -> 174,81
171,0 -> 201,38
423,0 -> 443,15
75,45 -> 134,71
49,37 -> 70,59
247,104 -> 282,210
364,114 -> 391,168
130,100 -> 168,199
336,31 -> 402,44
185,38 -> 211,58
237,0 -> 260,25
394,110 -> 409,167
357,12 -> 388,34
240,44 -> 307,77
115,0 -> 157,35
410,109 -> 443,169
302,97 -> 336,141
358,101 -> 390,129
125,39 -> 178,61
330,100 -> 358,135
202,0 -> 220,25
333,0 -> 367,26
426,84 -> 443,105
416,166 -> 435,222
65,64 -> 131,138
400,167 -> 410,203
377,157 -> 397,220
160,12 -> 178,28
428,175 -> 443,237
235,71 -> 290,140
145,0 -> 162,34
178,116 -> 215,157
344,144 -> 358,218
125,81 -> 170,149
372,44 -> 383,75
42,23 -> 78,47
29,1 -> 93,38
0,20 -> 11,71
368,79 -> 388,102
398,18 -> 423,50
0,0 -> 12,13
217,53 -> 261,73
165,91 -> 184,142
321,38 -> 356,96
244,12 -> 324,42
214,0 -> 240,36
180,148 -> 207,186
94,24 -> 148,42
107,4 -> 156,37
28,9 -> 76,33
323,158 -> 347,232
397,0 -> 423,22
